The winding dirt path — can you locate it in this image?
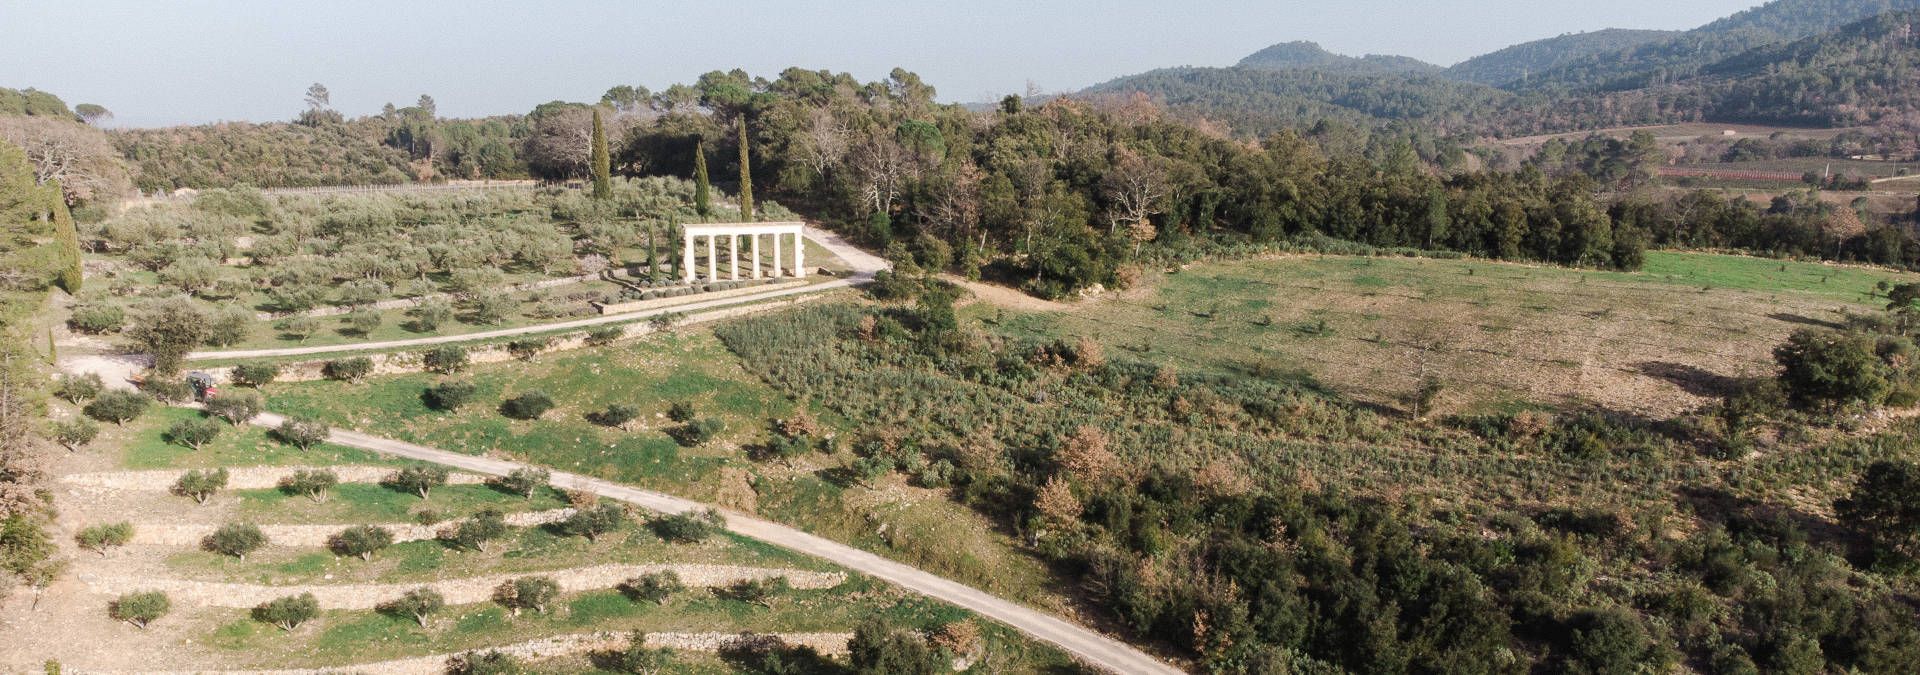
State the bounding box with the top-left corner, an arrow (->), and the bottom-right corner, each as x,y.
240,411 -> 1180,674
81,562 -> 844,609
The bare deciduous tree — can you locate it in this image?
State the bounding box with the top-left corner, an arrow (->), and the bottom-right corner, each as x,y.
0,116 -> 132,203
1102,149 -> 1169,235
849,133 -> 912,216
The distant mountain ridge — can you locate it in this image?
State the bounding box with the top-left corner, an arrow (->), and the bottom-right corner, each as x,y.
1079,0 -> 1920,138
1237,41 -> 1443,76
1445,29 -> 1679,86
1512,0 -> 1920,92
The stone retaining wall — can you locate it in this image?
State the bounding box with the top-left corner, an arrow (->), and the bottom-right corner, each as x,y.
60,466 -> 487,491
110,631 -> 852,675
81,563 -> 846,609
127,509 -> 574,547
205,292 -> 832,385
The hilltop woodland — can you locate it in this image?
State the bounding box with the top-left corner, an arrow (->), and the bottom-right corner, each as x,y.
85,67 -> 1920,303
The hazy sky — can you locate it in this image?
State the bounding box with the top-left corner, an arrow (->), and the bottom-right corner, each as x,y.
2,0 -> 1765,128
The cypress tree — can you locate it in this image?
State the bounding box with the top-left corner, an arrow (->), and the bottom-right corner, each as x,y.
50,182 -> 81,293
692,137 -> 711,218
646,224 -> 659,281
590,109 -> 612,200
736,117 -> 753,222
670,224 -> 683,279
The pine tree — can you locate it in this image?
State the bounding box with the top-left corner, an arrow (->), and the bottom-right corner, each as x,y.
736,117 -> 754,221
692,137 -> 711,218
590,109 -> 612,200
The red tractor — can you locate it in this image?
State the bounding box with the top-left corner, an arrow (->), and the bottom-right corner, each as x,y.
186,371 -> 218,402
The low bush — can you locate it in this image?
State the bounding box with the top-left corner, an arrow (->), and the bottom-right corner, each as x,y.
171,468 -> 228,504
252,593 -> 319,631
424,379 -> 478,411
322,356 -> 374,382
75,522 -> 134,554
109,591 -> 169,629
422,345 -> 469,374
67,304 -> 125,334
500,391 -> 555,420
203,522 -> 266,559
230,363 -> 279,387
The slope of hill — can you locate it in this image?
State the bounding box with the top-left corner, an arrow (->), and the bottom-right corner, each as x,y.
1445,29 -> 1678,86
1517,0 -> 1920,92
1237,41 -> 1443,76
1082,66 -> 1508,137
1506,9 -> 1920,130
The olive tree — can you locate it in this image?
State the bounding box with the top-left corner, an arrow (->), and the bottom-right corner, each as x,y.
126,296 -> 210,376
446,509 -> 511,552
388,465 -> 449,499
278,469 -> 338,502
203,522 -> 266,559
275,416 -> 329,449
171,468 -> 229,504
620,571 -> 685,605
490,467 -> 549,499
328,525 -> 394,561
83,390 -> 150,425
75,522 -> 134,555
109,591 -> 170,629
205,389 -> 263,424
492,576 -> 559,616
253,592 -> 320,631
164,417 -> 222,449
560,503 -> 627,543
379,588 -> 445,627
50,418 -> 99,451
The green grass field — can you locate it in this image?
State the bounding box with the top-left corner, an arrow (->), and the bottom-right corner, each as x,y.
261,326 -> 1067,612
119,407 -> 401,469
986,251 -> 1916,416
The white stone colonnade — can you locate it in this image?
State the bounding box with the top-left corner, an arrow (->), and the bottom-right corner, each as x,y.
682,222 -> 806,284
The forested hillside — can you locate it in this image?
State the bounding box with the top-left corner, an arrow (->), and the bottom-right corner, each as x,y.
1082,67 -> 1508,139
111,95 -> 526,192
1445,29 -> 1678,86
1237,41 -> 1442,76
1514,0 -> 1920,93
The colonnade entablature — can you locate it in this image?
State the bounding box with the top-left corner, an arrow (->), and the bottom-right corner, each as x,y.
682,222 -> 806,283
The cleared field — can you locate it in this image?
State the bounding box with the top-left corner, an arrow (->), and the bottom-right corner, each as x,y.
990,251 -> 1917,416
1684,158 -> 1919,179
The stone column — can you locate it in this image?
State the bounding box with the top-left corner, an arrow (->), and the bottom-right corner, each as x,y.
792,230 -> 805,278
750,234 -> 762,279
706,235 -> 717,282
772,234 -> 783,278
683,232 -> 695,284
729,235 -> 740,281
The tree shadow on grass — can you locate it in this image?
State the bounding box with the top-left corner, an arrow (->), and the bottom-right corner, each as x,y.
1677,484 -> 1851,555
1636,361 -> 1754,399
718,635 -> 847,675
1768,312 -> 1845,330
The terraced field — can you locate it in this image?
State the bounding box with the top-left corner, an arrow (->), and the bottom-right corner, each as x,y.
7,393 -> 1071,673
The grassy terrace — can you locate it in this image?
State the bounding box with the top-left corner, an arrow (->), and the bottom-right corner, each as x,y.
164,522 -> 831,586
73,379 -> 1071,674
120,406 -> 404,469
261,327 -> 1066,612
195,578 -> 1072,670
